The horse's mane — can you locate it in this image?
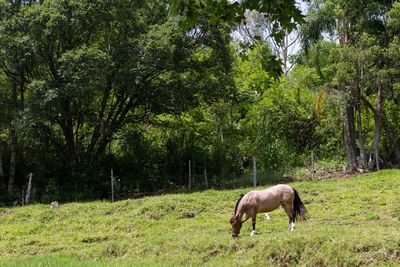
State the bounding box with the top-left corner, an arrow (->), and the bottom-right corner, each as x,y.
234,194 -> 244,215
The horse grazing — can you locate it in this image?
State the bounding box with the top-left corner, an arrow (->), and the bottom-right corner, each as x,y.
230,184 -> 307,237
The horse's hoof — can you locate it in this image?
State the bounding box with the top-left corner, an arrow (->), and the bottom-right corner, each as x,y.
250,231 -> 256,236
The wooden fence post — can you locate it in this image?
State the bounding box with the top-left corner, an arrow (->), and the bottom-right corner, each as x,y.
25,173 -> 33,204
253,156 -> 257,188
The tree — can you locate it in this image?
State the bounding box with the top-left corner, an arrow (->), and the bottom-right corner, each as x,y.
298,0 -> 399,171
235,10 -> 302,77
0,0 -> 38,193
171,0 -> 304,78
170,0 -> 303,38
4,0 -> 234,175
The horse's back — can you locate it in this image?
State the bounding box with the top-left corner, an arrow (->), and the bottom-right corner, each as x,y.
262,184 -> 293,198
248,184 -> 294,213
273,184 -> 295,203
268,184 -> 292,192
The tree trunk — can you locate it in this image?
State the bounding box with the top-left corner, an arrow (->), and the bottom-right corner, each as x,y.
8,124 -> 17,193
356,106 -> 367,169
8,60 -> 18,193
342,103 -> 357,171
61,98 -> 77,167
355,70 -> 367,169
372,81 -> 383,171
338,19 -> 358,171
281,30 -> 288,77
362,95 -> 400,164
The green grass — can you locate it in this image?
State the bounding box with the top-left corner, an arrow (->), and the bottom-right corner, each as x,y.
0,170 -> 399,266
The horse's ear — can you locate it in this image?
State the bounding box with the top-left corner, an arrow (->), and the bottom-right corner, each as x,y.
240,193 -> 244,198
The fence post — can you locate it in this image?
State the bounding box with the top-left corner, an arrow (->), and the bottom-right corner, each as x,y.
253,156 -> 257,188
111,169 -> 114,202
204,168 -> 208,189
25,173 -> 33,204
188,160 -> 192,191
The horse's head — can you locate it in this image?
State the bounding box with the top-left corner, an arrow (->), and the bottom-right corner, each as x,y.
230,193 -> 245,237
230,214 -> 243,237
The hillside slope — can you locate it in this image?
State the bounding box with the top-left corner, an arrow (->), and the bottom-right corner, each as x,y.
0,170 -> 399,266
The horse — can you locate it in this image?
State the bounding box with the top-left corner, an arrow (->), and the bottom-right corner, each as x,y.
229,184 -> 307,237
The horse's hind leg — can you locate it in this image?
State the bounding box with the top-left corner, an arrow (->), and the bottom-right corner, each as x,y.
281,202 -> 295,231
250,209 -> 257,236
264,213 -> 271,221
289,215 -> 296,231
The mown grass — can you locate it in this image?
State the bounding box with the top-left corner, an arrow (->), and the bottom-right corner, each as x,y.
0,170 -> 399,266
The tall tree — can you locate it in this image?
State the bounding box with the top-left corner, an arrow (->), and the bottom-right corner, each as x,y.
299,0 -> 398,171
0,0 -> 36,192
7,0 -> 234,171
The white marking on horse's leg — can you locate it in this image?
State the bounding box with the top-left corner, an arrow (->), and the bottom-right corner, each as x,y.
250,230 -> 256,236
290,222 -> 296,231
264,213 -> 271,221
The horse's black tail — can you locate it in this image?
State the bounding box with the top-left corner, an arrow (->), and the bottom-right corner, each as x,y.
292,187 -> 308,221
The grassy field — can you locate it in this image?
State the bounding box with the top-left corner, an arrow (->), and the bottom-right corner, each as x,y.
0,170 -> 399,266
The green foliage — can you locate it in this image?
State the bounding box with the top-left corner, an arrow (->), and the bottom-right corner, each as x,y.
300,1 -> 336,54
240,64 -> 340,170
1,0 -> 400,201
170,0 -> 304,41
4,0 -> 233,162
41,179 -> 59,204
387,2 -> 400,35
0,0 -> 241,198
0,171 -> 399,266
234,45 -> 274,97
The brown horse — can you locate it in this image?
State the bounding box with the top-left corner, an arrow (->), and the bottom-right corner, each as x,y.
230,184 -> 307,237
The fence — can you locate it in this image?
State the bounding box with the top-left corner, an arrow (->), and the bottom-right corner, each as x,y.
1,152 -> 325,204
0,172 -> 33,206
